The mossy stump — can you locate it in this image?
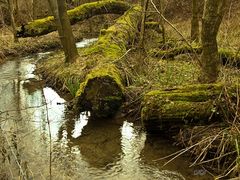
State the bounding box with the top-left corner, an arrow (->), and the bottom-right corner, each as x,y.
141,84 -> 238,131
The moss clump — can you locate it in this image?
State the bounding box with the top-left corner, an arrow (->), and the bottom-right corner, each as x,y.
83,5 -> 142,59
76,64 -> 124,97
21,16 -> 55,37
146,84 -> 224,102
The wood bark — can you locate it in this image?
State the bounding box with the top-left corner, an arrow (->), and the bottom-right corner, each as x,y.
56,0 -> 78,63
199,0 -> 226,83
139,0 -> 149,49
191,0 -> 201,42
141,84 -> 237,131
17,1 -> 131,37
153,0 -> 165,43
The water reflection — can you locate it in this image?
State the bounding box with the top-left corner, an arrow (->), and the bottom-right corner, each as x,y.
0,39 -> 211,179
75,38 -> 98,48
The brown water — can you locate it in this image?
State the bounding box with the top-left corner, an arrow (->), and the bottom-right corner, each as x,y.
0,39 -> 212,180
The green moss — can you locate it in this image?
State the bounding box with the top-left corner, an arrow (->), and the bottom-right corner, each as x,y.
146,84 -> 224,102
76,64 -> 124,97
141,83 -> 235,125
68,0 -> 131,22
25,16 -> 55,36
83,5 -> 141,59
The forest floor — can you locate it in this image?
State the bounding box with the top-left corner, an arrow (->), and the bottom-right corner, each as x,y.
0,3 -> 240,178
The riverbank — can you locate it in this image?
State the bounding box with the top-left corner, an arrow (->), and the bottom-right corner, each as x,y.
1,1 -> 240,178
0,39 -> 214,180
37,31 -> 240,179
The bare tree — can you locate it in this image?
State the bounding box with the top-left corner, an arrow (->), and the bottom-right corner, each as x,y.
47,0 -> 79,63
199,0 -> 226,83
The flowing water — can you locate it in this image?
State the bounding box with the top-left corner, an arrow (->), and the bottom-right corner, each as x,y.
0,39 -> 211,180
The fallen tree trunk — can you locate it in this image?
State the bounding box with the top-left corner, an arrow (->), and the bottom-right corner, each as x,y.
141,84 -> 237,131
38,5 -> 142,118
17,0 -> 131,37
150,45 -> 240,67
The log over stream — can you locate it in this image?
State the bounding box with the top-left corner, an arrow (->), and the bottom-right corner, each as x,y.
38,4 -> 142,118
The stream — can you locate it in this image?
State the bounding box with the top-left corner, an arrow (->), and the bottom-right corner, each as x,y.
0,39 -> 211,180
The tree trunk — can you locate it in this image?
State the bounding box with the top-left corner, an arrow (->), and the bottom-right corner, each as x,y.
153,0 -> 165,43
17,1 -> 131,37
141,84 -> 236,131
139,0 -> 149,49
7,0 -> 18,43
47,0 -> 66,57
199,0 -> 226,83
191,0 -> 201,42
56,0 -> 78,63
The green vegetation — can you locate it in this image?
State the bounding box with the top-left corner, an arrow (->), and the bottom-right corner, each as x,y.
1,0 -> 240,178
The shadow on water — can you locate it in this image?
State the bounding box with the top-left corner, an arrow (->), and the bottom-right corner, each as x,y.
0,39 -> 212,180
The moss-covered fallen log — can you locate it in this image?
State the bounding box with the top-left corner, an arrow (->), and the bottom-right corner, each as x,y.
17,0 -> 131,37
150,45 -> 240,67
141,84 -> 238,131
38,5 -> 142,118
